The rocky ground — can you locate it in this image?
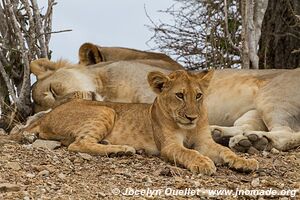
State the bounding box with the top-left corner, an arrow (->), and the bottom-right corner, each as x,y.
0,133 -> 299,200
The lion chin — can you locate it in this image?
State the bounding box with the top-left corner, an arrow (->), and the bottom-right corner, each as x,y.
177,121 -> 197,130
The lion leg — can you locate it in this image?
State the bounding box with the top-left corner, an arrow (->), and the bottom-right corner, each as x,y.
68,136 -> 136,156
211,110 -> 267,149
66,109 -> 135,156
161,143 -> 216,175
195,137 -> 258,172
230,94 -> 300,152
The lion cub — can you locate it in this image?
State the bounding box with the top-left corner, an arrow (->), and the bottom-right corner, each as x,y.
23,70 -> 258,175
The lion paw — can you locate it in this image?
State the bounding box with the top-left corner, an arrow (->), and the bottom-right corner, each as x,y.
187,156 -> 216,175
108,146 -> 136,157
230,158 -> 259,173
229,132 -> 270,153
211,125 -> 243,146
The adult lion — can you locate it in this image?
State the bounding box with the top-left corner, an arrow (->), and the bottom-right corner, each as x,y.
20,70 -> 258,175
30,57 -> 300,153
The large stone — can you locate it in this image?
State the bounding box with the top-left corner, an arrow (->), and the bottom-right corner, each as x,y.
32,139 -> 61,150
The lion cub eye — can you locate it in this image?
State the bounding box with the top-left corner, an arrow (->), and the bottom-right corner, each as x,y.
175,92 -> 184,99
196,93 -> 203,100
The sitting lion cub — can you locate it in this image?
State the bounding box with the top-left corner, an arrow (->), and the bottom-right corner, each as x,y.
22,70 -> 258,175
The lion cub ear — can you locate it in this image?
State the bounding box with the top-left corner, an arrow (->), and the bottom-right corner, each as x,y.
148,71 -> 170,94
78,43 -> 103,66
197,70 -> 214,92
30,58 -> 69,80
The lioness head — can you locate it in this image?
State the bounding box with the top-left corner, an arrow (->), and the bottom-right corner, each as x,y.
30,58 -> 101,113
148,70 -> 214,129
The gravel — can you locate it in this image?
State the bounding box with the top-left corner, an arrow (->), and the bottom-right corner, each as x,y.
0,139 -> 299,199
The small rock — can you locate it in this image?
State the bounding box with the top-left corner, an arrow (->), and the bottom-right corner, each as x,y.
38,170 -> 50,177
26,173 -> 35,178
32,139 -> 61,150
142,176 -> 152,183
97,192 -> 106,198
23,131 -> 37,143
258,171 -> 266,176
23,196 -> 30,200
278,183 -> 285,189
158,167 -> 172,176
6,162 -> 22,171
0,183 -> 21,192
57,173 -> 66,180
193,181 -> 201,187
262,151 -> 269,157
73,157 -> 83,164
271,148 -> 280,154
78,153 -> 93,161
279,197 -> 289,200
62,158 -> 73,165
251,178 -> 260,187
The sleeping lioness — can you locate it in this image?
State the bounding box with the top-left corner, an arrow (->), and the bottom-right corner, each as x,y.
20,70 -> 258,175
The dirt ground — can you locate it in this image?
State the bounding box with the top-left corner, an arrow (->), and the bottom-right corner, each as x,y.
0,136 -> 299,200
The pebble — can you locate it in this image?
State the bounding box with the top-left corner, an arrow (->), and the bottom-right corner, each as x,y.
0,183 -> 21,192
251,178 -> 260,187
23,131 -> 37,143
58,173 -> 66,180
6,162 -> 22,171
262,151 -> 269,157
97,192 -> 106,197
142,176 -> 152,183
32,139 -> 61,150
62,158 -> 73,165
78,153 -> 93,161
279,197 -> 289,200
38,170 -> 50,177
271,148 -> 280,154
26,173 -> 36,178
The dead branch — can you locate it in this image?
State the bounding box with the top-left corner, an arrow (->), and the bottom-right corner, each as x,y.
224,0 -> 241,53
0,0 -> 59,130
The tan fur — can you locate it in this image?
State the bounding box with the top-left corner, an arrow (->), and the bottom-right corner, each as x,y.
23,70 -> 258,175
78,42 -> 183,70
30,57 -> 300,152
31,58 -> 170,113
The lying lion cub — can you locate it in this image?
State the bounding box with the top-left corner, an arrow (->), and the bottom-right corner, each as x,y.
22,70 -> 258,175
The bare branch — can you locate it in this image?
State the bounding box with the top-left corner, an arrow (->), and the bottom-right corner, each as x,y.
30,0 -> 48,58
0,62 -> 17,103
224,0 -> 241,53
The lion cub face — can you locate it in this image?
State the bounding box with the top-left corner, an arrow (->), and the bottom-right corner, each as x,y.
148,70 -> 214,129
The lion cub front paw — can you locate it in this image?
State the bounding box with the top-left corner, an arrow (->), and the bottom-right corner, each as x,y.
230,158 -> 259,172
109,145 -> 136,157
187,156 -> 216,175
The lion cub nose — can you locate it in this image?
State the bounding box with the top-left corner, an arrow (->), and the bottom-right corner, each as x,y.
185,114 -> 198,122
